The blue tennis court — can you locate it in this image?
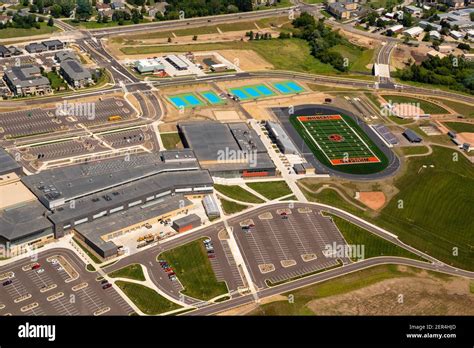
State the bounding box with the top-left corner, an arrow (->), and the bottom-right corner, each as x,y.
200,91 -> 225,105
272,81 -> 305,94
168,93 -> 205,109
229,84 -> 276,100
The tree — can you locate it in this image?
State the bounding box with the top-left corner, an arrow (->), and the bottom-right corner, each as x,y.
47,16 -> 54,26
234,0 -> 252,12
192,35 -> 197,41
76,0 -> 93,21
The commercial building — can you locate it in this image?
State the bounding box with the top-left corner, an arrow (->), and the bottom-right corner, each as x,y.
22,150 -> 213,236
202,194 -> 220,218
3,65 -> 52,96
293,162 -> 315,175
265,121 -> 299,155
172,214 -> 201,233
402,129 -> 423,143
403,26 -> 424,38
0,172 -> 54,257
165,55 -> 189,71
327,2 -> 353,19
0,148 -> 22,176
405,5 -> 423,17
178,121 -> 276,178
134,58 -> 166,74
59,59 -> 93,88
74,195 -> 194,259
55,51 -> 77,63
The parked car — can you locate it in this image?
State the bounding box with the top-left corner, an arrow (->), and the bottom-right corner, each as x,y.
37,269 -> 45,274
167,272 -> 176,278
207,250 -> 215,254
102,283 -> 112,289
31,263 -> 41,270
208,254 -> 216,259
101,280 -> 109,285
2,280 -> 12,286
169,275 -> 177,281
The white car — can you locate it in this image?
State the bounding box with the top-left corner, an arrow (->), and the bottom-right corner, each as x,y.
57,267 -> 63,271
37,269 -> 44,274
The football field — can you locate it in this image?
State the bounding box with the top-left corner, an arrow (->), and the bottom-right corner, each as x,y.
295,115 -> 381,166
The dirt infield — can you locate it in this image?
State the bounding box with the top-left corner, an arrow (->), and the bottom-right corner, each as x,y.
357,191 -> 386,211
219,49 -> 273,71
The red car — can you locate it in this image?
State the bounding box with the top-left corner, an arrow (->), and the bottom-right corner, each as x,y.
102,283 -> 112,289
167,272 -> 176,278
208,254 -> 216,259
31,263 -> 41,270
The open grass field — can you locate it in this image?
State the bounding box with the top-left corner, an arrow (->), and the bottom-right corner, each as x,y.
115,281 -> 181,315
121,39 -> 338,75
290,114 -> 389,174
65,19 -> 149,29
431,98 -> 474,119
398,146 -> 430,156
301,146 -> 474,271
220,199 -> 248,214
159,238 -> 228,300
246,181 -> 292,200
109,264 -> 145,281
0,23 -> 58,40
381,95 -> 448,115
160,132 -> 182,150
214,184 -> 264,203
329,215 -> 424,261
328,44 -> 373,74
444,122 -> 474,133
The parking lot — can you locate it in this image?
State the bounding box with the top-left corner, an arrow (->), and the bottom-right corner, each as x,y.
0,97 -> 136,139
105,222 -> 246,305
229,204 -> 351,288
0,249 -> 133,316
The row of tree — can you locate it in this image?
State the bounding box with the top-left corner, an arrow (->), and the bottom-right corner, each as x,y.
397,56 -> 474,94
288,12 -> 349,72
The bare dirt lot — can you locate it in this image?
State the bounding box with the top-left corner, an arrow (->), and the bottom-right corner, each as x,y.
357,191 -> 386,211
306,270 -> 474,315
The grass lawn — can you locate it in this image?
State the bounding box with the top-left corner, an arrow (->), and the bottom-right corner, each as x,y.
329,215 -> 425,261
250,264 -> 412,315
246,181 -> 292,200
388,115 -> 415,125
121,38 -> 338,75
328,44 -> 373,74
65,19 -> 149,29
381,95 -> 448,115
303,146 -> 474,270
214,184 -> 264,203
47,71 -> 68,91
220,198 -> 248,214
109,264 -> 145,281
444,122 -> 474,133
280,195 -> 297,201
217,21 -> 258,32
431,99 -> 474,119
398,146 -> 430,156
158,238 -> 228,300
115,281 -> 182,314
0,23 -> 58,40
160,132 -> 182,149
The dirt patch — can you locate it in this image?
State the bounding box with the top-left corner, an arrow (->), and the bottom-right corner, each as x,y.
218,49 -> 273,71
306,274 -> 474,315
357,191 -> 386,211
338,28 -> 379,49
214,110 -> 241,122
458,132 -> 474,144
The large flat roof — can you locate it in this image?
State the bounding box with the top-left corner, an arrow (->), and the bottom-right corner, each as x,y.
22,150 -> 200,208
47,169 -> 212,224
178,122 -> 276,173
0,148 -> 21,175
0,200 -> 53,242
75,195 -> 193,255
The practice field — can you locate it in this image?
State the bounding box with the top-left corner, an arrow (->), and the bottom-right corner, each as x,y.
229,84 -> 276,100
290,113 -> 389,174
272,81 -> 305,94
199,90 -> 225,105
168,93 -> 205,109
